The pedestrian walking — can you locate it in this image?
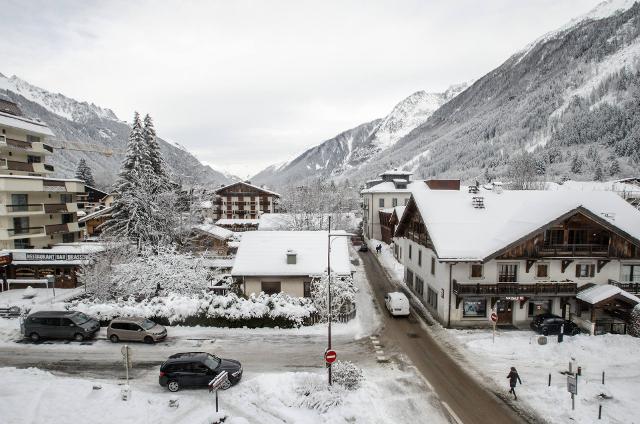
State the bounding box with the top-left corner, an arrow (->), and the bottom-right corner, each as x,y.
376,244 -> 382,254
507,366 -> 522,400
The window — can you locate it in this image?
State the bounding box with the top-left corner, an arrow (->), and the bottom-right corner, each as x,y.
392,198 -> 398,207
14,238 -> 30,249
60,194 -> 73,203
498,264 -> 518,282
13,217 -> 29,235
431,257 -> 436,276
303,281 -> 312,298
470,264 -> 483,279
27,135 -> 41,143
427,286 -> 438,310
406,269 -> 414,289
404,198 -> 409,206
418,250 -> 422,266
463,299 -> 487,317
575,264 -> 595,278
545,229 -> 564,245
415,276 -> 424,296
536,264 -> 549,278
11,194 -> 28,212
62,233 -> 75,243
62,213 -> 74,224
528,300 -> 552,317
622,265 -> 640,282
60,318 -> 74,327
27,155 -> 41,164
379,198 -> 385,208
261,281 -> 281,295
409,244 -> 412,260
568,229 -> 587,245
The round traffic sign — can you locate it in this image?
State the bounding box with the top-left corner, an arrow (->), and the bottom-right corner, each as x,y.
324,349 -> 337,364
490,312 -> 498,322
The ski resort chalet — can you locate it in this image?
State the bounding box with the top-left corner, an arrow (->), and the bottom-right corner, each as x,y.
204,181 -> 280,221
393,181 -> 640,334
231,231 -> 351,298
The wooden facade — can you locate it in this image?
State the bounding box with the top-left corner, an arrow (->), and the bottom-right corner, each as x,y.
209,182 -> 279,221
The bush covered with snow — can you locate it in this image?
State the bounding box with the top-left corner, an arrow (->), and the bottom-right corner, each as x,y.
311,274 -> 357,322
331,360 -> 364,390
68,291 -> 317,328
295,374 -> 345,413
629,305 -> 640,337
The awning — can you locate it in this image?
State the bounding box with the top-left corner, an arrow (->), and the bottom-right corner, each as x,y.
576,284 -> 640,306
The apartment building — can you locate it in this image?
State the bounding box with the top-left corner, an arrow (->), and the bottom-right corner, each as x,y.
0,97 -> 84,250
206,181 -> 280,221
394,182 -> 640,334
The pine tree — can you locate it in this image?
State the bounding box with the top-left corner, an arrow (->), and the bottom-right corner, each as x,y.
609,158 -> 620,176
570,153 -> 583,174
594,159 -> 604,181
74,158 -> 96,187
143,114 -> 169,189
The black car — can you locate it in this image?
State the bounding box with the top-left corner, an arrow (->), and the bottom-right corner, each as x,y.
159,352 -> 242,392
530,316 -> 580,336
358,244 -> 369,252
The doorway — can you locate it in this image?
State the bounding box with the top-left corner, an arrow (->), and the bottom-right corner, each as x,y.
496,300 -> 513,324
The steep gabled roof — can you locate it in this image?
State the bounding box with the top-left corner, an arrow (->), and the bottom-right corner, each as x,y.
214,181 -> 280,197
397,184 -> 640,261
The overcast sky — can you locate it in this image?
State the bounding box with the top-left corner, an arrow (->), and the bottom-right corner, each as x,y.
1,0 -> 603,177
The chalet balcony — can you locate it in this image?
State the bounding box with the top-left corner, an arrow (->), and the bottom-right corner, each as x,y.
536,243 -> 611,257
608,279 -> 640,295
453,280 -> 577,296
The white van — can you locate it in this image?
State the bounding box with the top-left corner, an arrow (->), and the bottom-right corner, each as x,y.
384,292 -> 410,317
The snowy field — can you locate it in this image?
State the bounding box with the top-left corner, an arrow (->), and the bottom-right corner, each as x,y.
448,329 -> 640,424
0,363 -> 448,424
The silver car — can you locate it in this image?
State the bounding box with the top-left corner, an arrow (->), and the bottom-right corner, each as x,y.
107,317 -> 167,344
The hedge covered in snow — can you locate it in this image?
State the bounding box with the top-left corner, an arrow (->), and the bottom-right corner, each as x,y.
67,291 -> 317,328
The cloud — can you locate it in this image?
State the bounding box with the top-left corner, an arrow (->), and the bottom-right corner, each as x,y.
0,0 -> 602,175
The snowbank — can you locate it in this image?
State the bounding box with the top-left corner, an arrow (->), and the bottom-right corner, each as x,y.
367,239 -> 404,283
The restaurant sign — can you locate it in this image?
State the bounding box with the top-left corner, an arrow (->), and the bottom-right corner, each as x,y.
13,252 -> 90,262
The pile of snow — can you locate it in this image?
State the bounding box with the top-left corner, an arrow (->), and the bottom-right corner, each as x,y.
450,329 -> 640,424
68,292 -> 316,327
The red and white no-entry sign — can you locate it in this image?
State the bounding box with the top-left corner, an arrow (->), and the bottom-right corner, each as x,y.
325,349 -> 337,364
490,312 -> 498,322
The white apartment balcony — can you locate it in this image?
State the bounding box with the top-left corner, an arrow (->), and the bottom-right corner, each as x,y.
0,158 -> 54,174
0,135 -> 53,155
0,226 -> 47,240
45,222 -> 80,236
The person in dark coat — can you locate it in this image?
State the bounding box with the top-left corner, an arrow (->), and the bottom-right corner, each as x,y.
507,366 -> 522,400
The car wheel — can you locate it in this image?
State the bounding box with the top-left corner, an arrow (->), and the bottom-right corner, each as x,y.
167,380 -> 180,392
30,332 -> 40,342
542,328 -> 549,336
109,334 -> 119,343
74,333 -> 85,342
143,336 -> 154,344
572,328 -> 580,336
221,380 -> 232,390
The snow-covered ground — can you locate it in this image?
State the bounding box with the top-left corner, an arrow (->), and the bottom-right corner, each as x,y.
0,287 -> 83,310
366,239 -> 404,283
448,329 -> 640,424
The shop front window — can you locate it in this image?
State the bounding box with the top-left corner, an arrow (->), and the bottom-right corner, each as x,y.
463,298 -> 487,317
528,300 -> 552,317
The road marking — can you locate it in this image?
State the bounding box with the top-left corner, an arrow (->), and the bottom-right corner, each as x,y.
441,401 -> 464,424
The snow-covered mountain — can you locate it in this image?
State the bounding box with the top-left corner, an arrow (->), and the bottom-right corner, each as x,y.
258,0 -> 640,187
253,82 -> 469,187
0,73 -> 233,188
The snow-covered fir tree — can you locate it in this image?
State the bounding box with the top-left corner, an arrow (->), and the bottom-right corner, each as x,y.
74,158 -> 96,187
570,153 -> 583,174
142,113 -> 170,190
594,158 -> 604,181
609,158 -> 621,176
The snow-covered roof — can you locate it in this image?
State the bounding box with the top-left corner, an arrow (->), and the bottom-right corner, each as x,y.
258,213 -> 359,231
231,231 -> 351,277
194,223 -> 234,240
215,218 -> 260,226
577,285 -> 640,305
200,200 -> 213,209
0,174 -> 83,183
546,180 -> 640,196
406,184 -> 640,261
78,206 -> 113,223
361,180 -> 423,194
214,181 -> 280,197
379,169 -> 413,176
0,110 -> 55,136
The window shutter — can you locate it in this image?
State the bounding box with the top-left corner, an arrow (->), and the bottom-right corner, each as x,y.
575,265 -> 580,278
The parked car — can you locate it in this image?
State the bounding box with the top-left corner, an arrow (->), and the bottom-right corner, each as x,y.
530,316 -> 581,336
384,292 -> 410,317
22,310 -> 100,342
107,317 -> 167,344
358,244 -> 369,252
159,352 -> 243,392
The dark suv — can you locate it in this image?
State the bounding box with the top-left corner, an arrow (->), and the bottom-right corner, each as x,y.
159,352 -> 243,392
22,311 -> 100,342
530,315 -> 580,336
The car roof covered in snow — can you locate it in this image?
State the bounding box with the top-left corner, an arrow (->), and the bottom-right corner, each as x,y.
405,184 -> 640,261
231,231 -> 351,277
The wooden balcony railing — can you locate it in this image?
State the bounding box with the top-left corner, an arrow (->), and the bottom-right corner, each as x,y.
537,243 -> 611,257
453,280 -> 577,296
608,279 -> 640,295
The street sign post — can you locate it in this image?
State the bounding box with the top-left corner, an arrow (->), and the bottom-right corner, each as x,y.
490,311 -> 498,343
567,374 -> 578,410
208,371 -> 229,413
121,345 -> 132,382
325,349 -> 337,364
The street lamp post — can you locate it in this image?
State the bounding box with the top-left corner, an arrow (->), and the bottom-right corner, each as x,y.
326,216 -> 355,386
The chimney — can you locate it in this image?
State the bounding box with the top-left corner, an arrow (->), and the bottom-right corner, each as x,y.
425,179 -> 461,190
244,180 -> 251,185
286,249 -> 297,264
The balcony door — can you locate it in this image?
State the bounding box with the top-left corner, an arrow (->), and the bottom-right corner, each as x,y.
11,194 -> 28,212
13,217 -> 29,235
498,264 -> 518,282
